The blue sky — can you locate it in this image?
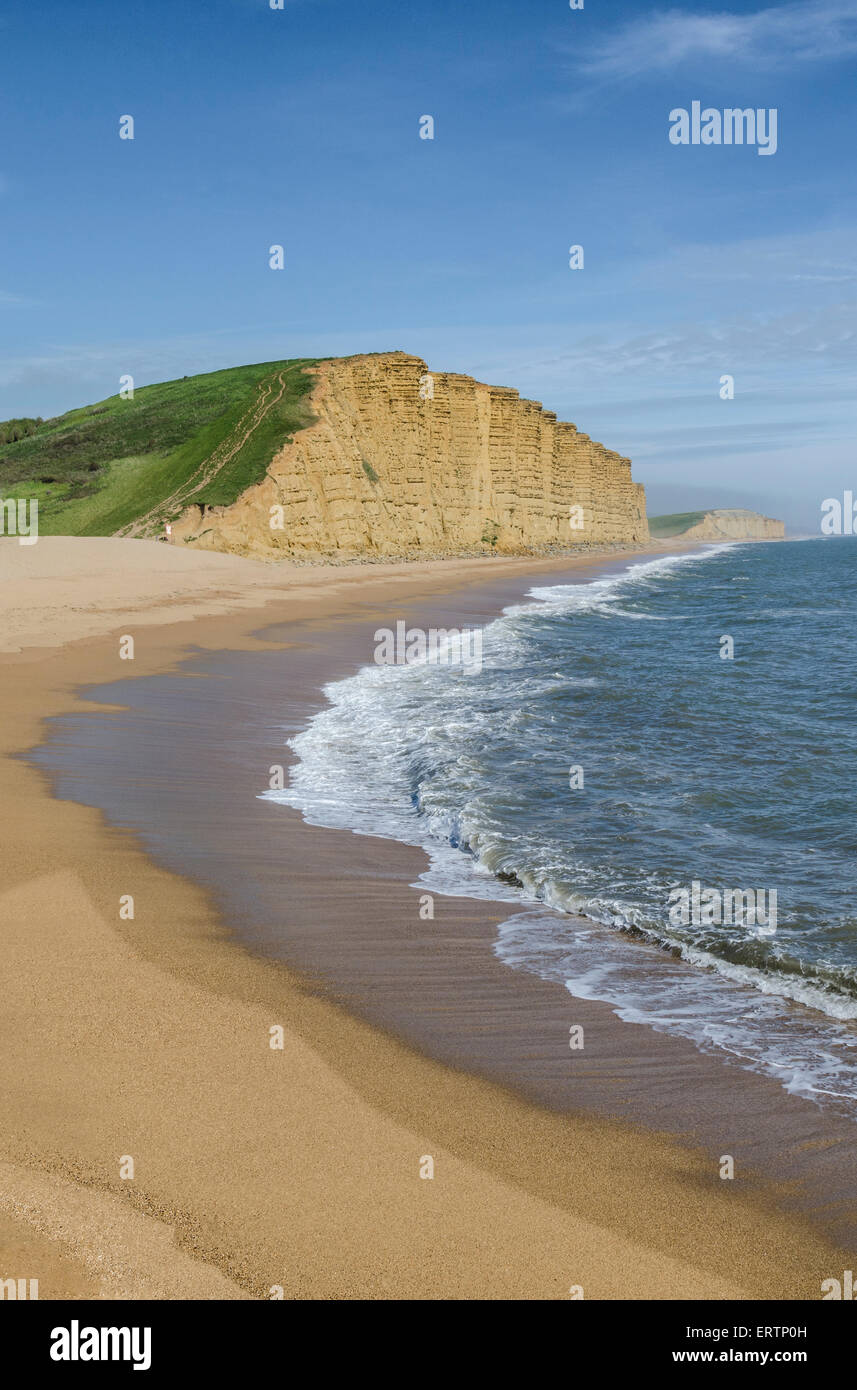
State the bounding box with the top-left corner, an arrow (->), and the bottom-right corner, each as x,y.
2,0 -> 856,529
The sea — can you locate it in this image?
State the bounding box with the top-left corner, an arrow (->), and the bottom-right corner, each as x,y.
267,538 -> 857,1117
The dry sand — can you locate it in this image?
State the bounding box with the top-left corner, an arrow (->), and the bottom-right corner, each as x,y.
0,536 -> 851,1300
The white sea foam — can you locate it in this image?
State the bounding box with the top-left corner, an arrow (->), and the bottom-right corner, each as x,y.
263,541 -> 857,1118
495,910 -> 857,1108
508,545 -> 736,620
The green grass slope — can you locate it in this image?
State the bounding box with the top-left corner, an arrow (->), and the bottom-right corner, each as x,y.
0,358 -> 319,536
647,510 -> 709,538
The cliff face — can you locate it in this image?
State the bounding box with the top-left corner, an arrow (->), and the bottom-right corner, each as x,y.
668,509 -> 785,542
172,352 -> 648,559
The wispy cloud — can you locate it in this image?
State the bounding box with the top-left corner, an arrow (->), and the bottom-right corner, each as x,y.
488,301 -> 857,384
574,0 -> 857,79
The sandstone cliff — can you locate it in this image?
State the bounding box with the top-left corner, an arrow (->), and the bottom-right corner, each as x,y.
649,508 -> 785,543
171,353 -> 648,559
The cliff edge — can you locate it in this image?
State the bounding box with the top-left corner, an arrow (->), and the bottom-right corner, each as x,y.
171,353 -> 648,559
648,509 -> 785,542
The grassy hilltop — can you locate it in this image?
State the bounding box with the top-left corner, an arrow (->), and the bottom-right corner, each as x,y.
647,511 -> 709,538
648,508 -> 785,541
0,359 -> 319,536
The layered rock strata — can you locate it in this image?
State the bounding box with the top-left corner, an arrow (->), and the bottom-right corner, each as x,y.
172,352 -> 649,559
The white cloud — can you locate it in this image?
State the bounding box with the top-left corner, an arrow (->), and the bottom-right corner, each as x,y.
487,301 -> 857,382
576,0 -> 857,79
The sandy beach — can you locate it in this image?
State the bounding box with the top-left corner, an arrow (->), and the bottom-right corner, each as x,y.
0,536 -> 853,1301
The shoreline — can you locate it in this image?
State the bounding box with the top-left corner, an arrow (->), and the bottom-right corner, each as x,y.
1,537 -> 852,1299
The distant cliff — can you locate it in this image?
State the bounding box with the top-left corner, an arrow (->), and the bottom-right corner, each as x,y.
648,508 -> 785,542
172,353 -> 649,559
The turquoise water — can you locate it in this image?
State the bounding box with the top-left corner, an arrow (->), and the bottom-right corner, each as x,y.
271,539 -> 857,1113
